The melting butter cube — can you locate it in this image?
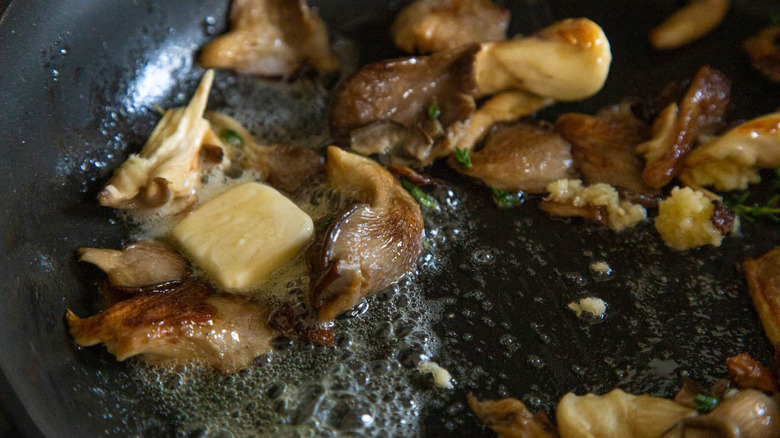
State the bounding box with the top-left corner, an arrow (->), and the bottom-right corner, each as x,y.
172,182 -> 313,292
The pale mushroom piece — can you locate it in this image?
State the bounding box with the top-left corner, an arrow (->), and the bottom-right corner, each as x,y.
79,240 -> 188,288
391,0 -> 510,54
744,25 -> 780,83
308,147 -> 424,321
98,70 -> 221,214
448,90 -> 553,154
474,18 -> 612,101
199,0 -> 338,76
744,246 -> 780,348
649,0 -> 731,50
681,111 -> 780,191
330,43 -> 480,167
468,394 -> 557,438
556,389 -> 694,438
664,389 -> 780,437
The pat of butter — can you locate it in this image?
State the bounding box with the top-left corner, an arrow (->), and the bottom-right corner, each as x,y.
172,182 -> 313,292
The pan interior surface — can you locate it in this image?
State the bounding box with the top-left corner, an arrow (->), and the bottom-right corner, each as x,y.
1,0 -> 779,436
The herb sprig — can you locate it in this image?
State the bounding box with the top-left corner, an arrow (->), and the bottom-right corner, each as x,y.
454,147 -> 472,169
730,169 -> 780,222
427,100 -> 441,121
402,180 -> 438,210
490,187 -> 523,208
694,394 -> 720,414
220,129 -> 244,148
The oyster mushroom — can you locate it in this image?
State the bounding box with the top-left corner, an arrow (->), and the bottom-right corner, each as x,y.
726,353 -> 777,393
199,0 -> 338,76
330,43 -> 480,167
308,147 -> 424,322
637,65 -> 731,189
649,0 -> 731,50
556,389 -> 694,438
744,25 -> 780,83
79,240 -> 188,289
391,0 -> 510,54
555,103 -> 659,204
681,111 -> 780,191
98,70 -> 222,214
663,389 -> 780,437
743,246 -> 780,349
449,90 -> 553,155
474,18 -> 612,101
468,394 -> 557,438
453,120 -> 577,194
66,280 -> 277,370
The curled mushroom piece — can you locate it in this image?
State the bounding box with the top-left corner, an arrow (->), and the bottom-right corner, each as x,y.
391,0 -> 510,54
555,103 -> 659,204
453,120 -> 577,194
637,65 -> 731,189
449,90 -> 553,156
468,394 -> 557,438
744,26 -> 780,83
474,18 -> 612,101
79,240 -> 188,289
199,0 -> 338,76
330,44 -> 479,167
663,389 -> 780,437
308,147 -> 424,321
726,353 -> 777,393
681,111 -> 780,191
744,246 -> 780,349
66,280 -> 278,370
649,0 -> 730,50
99,71 -> 221,214
556,389 -> 694,438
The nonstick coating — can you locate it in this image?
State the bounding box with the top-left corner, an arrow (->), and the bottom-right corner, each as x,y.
1,0 -> 780,437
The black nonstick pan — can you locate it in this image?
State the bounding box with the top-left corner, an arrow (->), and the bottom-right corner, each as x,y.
2,0 -> 780,436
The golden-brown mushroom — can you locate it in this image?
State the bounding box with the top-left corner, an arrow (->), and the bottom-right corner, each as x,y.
308,147 -> 424,321
474,18 -> 612,101
649,0 -> 731,50
66,280 -> 277,370
468,394 -> 557,438
744,246 -> 780,349
391,0 -> 510,54
199,0 -> 338,76
637,65 -> 731,189
681,111 -> 780,191
664,389 -> 780,437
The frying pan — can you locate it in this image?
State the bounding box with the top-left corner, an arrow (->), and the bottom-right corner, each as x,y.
1,0 -> 780,436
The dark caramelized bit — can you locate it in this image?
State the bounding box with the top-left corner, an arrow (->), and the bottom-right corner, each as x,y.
710,201 -> 736,236
329,44 -> 480,167
79,240 -> 189,288
308,147 -> 424,322
269,304 -> 335,346
391,0 -> 510,54
388,164 -> 433,186
674,380 -> 707,410
468,394 -> 557,438
66,280 -> 277,370
744,246 -> 780,348
641,66 -> 731,189
199,0 -> 338,76
744,26 -> 780,83
538,201 -> 608,227
242,144 -> 325,195
664,389 -> 780,437
726,353 -> 777,393
454,121 -> 577,194
555,105 -> 658,199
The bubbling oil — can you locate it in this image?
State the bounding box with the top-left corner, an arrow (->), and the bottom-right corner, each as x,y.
100,71 -> 476,436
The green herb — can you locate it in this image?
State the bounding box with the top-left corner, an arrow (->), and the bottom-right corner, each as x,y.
454,147 -> 473,169
322,216 -> 334,229
490,187 -> 523,208
427,100 -> 441,121
730,192 -> 780,223
422,235 -> 431,249
152,103 -> 166,116
402,180 -> 438,209
694,394 -> 720,414
220,129 -> 244,147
